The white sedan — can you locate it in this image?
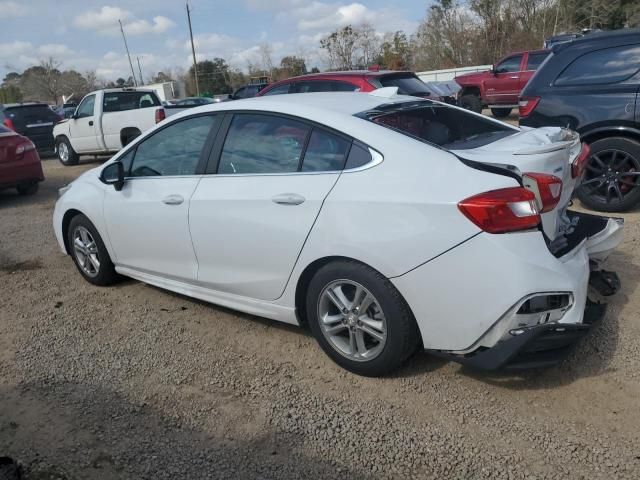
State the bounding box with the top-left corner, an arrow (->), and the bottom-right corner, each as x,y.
53,90 -> 623,376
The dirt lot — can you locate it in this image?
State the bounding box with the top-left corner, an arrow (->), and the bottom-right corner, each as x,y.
1,157 -> 640,479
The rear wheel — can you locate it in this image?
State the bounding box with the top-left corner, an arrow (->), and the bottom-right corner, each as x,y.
306,260 -> 419,376
576,137 -> 640,212
67,214 -> 118,286
459,94 -> 482,113
16,182 -> 38,195
56,137 -> 79,166
491,107 -> 512,118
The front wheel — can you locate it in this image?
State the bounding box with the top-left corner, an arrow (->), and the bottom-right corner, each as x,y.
67,214 -> 119,286
56,137 -> 79,166
459,94 -> 482,113
306,260 -> 419,376
576,137 -> 640,212
491,107 -> 512,118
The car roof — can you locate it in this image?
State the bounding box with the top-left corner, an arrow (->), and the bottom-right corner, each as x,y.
277,70 -> 414,82
1,102 -> 48,109
553,28 -> 640,52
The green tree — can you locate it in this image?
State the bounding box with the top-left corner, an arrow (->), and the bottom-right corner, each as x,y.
0,85 -> 23,103
279,56 -> 307,78
378,31 -> 411,70
187,59 -> 232,96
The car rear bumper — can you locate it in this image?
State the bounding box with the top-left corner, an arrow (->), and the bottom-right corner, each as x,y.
428,294 -> 608,370
0,152 -> 44,188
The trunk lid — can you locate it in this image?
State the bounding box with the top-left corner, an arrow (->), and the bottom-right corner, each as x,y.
450,126 -> 581,240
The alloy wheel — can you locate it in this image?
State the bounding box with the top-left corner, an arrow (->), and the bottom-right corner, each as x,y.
581,149 -> 640,205
72,226 -> 100,277
317,280 -> 387,362
58,142 -> 69,162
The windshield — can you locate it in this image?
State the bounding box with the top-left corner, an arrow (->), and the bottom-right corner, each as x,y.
359,102 -> 517,150
371,74 -> 433,96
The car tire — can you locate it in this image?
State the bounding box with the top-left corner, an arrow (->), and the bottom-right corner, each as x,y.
56,136 -> 79,166
67,214 -> 119,286
576,136 -> 640,212
306,260 -> 420,376
491,107 -> 512,118
16,182 -> 38,195
459,94 -> 482,113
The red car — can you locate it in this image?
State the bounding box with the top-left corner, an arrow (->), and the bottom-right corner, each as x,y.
455,49 -> 550,117
257,69 -> 454,102
0,125 -> 44,195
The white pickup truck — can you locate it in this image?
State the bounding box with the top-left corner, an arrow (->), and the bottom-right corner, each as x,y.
53,88 -> 165,165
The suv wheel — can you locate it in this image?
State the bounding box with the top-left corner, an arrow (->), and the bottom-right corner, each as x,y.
577,137 -> 640,212
490,107 -> 512,118
306,260 -> 419,376
459,94 -> 482,113
56,137 -> 79,166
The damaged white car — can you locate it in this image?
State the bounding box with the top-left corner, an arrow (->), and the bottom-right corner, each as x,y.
53,90 -> 623,376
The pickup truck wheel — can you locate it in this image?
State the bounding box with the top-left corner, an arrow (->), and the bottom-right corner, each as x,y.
459,94 -> 482,113
576,137 -> 640,212
491,107 -> 512,118
56,137 -> 79,166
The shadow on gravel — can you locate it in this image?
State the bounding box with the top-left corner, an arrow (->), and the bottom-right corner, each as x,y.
0,382 -> 367,480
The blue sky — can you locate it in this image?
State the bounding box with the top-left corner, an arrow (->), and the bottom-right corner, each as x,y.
0,0 -> 429,82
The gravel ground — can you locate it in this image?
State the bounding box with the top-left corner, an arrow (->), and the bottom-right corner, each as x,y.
1,157 -> 639,479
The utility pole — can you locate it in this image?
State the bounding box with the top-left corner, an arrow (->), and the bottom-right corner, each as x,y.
137,56 -> 144,85
186,2 -> 200,96
119,19 -> 138,86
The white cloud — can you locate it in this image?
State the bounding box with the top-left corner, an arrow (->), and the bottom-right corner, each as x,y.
0,1 -> 29,17
73,6 -> 173,36
0,41 -> 77,72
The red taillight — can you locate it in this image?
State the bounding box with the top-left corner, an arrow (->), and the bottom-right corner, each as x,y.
3,118 -> 15,130
15,140 -> 36,160
458,187 -> 541,234
518,96 -> 540,118
572,143 -> 591,178
155,108 -> 166,124
523,172 -> 563,213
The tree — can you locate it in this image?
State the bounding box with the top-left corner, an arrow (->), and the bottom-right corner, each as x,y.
186,59 -> 231,96
378,31 -> 411,70
279,56 -> 307,78
259,43 -> 275,79
320,25 -> 362,70
0,85 -> 22,103
357,22 -> 381,67
152,71 -> 174,83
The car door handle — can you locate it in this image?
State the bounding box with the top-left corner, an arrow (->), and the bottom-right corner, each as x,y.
271,193 -> 305,205
88,120 -> 94,126
162,194 -> 184,205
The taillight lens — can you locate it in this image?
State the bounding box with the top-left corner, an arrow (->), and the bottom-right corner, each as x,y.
523,172 -> 563,213
458,187 -> 541,234
155,108 -> 166,124
518,96 -> 540,118
15,141 -> 36,159
572,143 -> 591,178
3,118 -> 15,130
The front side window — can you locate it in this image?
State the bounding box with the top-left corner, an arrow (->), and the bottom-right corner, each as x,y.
129,115 -> 216,177
262,84 -> 291,96
495,55 -> 523,73
301,129 -> 350,172
218,114 -> 310,174
103,92 -> 160,112
76,95 -> 95,118
555,45 -> 640,86
526,52 -> 550,71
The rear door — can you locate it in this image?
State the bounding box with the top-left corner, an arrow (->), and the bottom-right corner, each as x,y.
68,94 -> 100,153
189,112 -> 351,300
484,54 -> 524,105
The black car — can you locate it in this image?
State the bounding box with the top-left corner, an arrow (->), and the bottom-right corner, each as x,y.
0,102 -> 61,154
229,83 -> 269,100
520,29 -> 640,212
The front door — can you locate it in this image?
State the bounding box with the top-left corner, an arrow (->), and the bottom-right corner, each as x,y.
103,114 -> 219,281
189,113 -> 351,301
68,94 -> 100,153
484,54 -> 524,105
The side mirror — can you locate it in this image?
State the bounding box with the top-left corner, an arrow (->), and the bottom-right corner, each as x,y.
100,161 -> 125,191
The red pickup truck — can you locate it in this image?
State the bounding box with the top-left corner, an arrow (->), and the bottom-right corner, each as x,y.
455,49 -> 550,118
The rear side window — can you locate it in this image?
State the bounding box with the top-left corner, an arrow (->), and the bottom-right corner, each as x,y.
104,92 -> 160,112
301,129 -> 350,172
218,114 -> 310,174
526,52 -> 550,71
293,81 -> 358,93
374,75 -> 432,95
4,105 -> 59,122
345,143 -> 372,169
555,45 -> 640,86
262,84 -> 291,96
362,103 -> 515,150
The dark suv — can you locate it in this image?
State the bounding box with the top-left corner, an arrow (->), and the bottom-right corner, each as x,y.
0,102 -> 61,155
520,29 -> 640,212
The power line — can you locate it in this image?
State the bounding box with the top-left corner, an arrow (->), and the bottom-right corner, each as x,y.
119,19 -> 138,87
186,2 -> 200,96
137,56 -> 144,85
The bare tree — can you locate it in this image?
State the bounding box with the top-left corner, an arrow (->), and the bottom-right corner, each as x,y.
259,43 -> 274,78
320,25 -> 362,70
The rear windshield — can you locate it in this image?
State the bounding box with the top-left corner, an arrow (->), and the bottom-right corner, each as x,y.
359,102 -> 517,150
5,105 -> 59,121
103,91 -> 161,112
371,74 -> 433,96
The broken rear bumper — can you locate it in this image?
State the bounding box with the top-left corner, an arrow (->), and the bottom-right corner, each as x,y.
430,294 -> 611,370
